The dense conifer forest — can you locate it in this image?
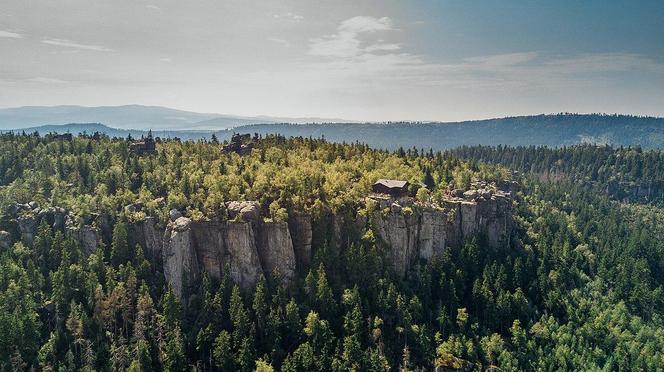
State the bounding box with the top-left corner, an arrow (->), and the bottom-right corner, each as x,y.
1,132 -> 664,371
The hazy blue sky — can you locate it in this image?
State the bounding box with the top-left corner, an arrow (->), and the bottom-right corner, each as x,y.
1,0 -> 663,121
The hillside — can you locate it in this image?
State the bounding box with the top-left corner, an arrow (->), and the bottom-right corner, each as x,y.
1,134 -> 664,370
237,114 -> 664,150
0,105 -> 354,131
9,113 -> 664,149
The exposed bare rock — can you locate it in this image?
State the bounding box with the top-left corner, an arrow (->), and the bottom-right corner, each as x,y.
190,222 -> 225,279
257,222 -> 296,283
371,209 -> 420,276
38,207 -> 67,231
226,201 -> 261,221
225,222 -> 263,289
460,201 -> 478,237
71,225 -> 102,255
418,209 -> 447,260
289,215 -> 313,270
370,187 -> 514,276
162,217 -> 200,298
463,190 -> 479,200
169,208 -> 182,222
129,217 -> 164,262
16,206 -> 69,246
0,231 -> 11,250
17,215 -> 38,246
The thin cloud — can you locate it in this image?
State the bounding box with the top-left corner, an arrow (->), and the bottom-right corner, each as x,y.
273,12 -> 304,22
26,77 -> 67,84
307,16 -> 664,93
0,30 -> 22,39
339,16 -> 392,33
308,16 -> 395,58
268,37 -> 291,47
42,38 -> 113,52
464,52 -> 539,66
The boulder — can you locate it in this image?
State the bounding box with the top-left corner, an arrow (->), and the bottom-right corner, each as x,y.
227,201 -> 261,221
169,208 -> 183,222
463,190 -> 479,200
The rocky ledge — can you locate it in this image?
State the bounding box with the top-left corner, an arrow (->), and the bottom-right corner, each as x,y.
1,181 -> 516,298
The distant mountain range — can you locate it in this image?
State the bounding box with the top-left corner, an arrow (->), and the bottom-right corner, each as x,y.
3,112 -> 664,150
0,105 -> 353,130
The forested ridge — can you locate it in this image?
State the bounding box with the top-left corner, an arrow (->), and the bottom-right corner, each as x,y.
11,113 -> 664,150
1,133 -> 664,371
448,144 -> 664,203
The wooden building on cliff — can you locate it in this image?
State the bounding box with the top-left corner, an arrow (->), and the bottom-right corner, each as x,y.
372,179 -> 410,197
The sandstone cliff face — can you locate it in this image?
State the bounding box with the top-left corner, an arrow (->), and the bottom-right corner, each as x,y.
289,215 -> 312,270
4,187 -> 515,298
128,217 -> 164,262
224,222 -> 263,289
160,218 -> 267,296
370,190 -> 513,276
418,209 -> 448,260
71,225 -> 103,255
371,206 -> 420,276
162,217 -> 200,298
256,222 -> 296,283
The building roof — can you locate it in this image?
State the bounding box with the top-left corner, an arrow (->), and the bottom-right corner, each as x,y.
373,179 -> 409,189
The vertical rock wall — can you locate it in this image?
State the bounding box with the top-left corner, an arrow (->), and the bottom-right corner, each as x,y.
6,189 -> 514,298
289,215 -> 313,270
162,217 -> 200,298
256,222 -> 296,283
371,191 -> 513,276
224,222 -> 263,289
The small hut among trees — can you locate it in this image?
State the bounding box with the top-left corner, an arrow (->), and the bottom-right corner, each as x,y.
372,179 -> 410,197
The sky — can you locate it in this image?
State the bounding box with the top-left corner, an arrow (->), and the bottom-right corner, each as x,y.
1,0 -> 663,122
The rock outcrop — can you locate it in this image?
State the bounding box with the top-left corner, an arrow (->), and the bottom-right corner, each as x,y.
2,185 -> 516,298
370,186 -> 513,276
71,225 -> 103,255
161,217 -> 266,297
289,215 -> 313,270
224,222 -> 263,289
162,217 -> 200,298
0,231 -> 11,250
256,222 -> 296,283
129,216 -> 164,262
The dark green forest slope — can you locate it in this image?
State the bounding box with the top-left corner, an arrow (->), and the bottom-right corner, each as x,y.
1,133 -> 664,371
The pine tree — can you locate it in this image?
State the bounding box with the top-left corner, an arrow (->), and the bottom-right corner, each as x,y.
111,220 -> 130,266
